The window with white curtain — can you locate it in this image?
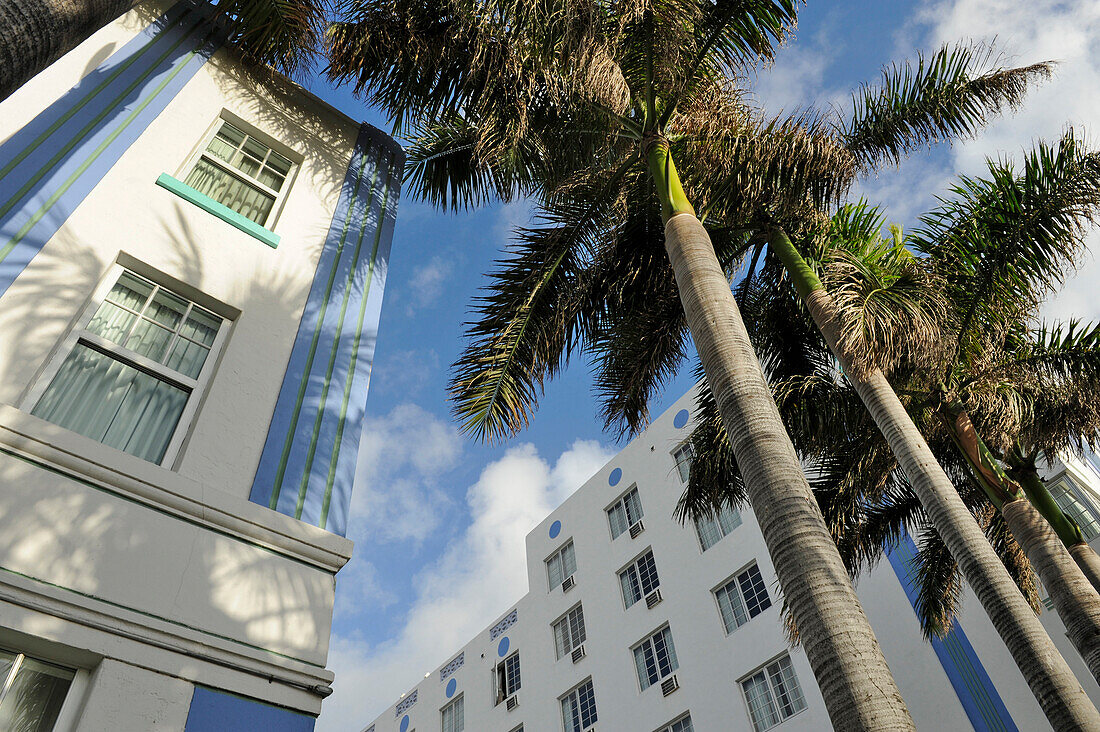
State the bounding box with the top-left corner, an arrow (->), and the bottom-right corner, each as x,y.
694,504 -> 743,551
607,486 -> 644,539
0,648 -> 75,731
28,268 -> 228,465
740,655 -> 807,731
619,549 -> 660,608
552,604 -> 586,659
440,695 -> 463,732
546,542 -> 577,591
560,679 -> 597,732
715,563 -> 772,633
183,120 -> 295,226
632,625 -> 679,690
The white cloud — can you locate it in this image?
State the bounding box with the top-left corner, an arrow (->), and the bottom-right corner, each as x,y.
350,403 -> 463,545
404,255 -> 454,315
319,439 -> 613,731
902,0 -> 1100,322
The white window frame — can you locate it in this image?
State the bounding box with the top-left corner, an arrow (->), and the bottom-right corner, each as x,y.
559,677 -> 597,732
440,694 -> 463,732
738,654 -> 808,732
632,624 -> 679,691
178,112 -> 301,229
494,651 -> 521,705
552,604 -> 587,660
21,263 -> 232,468
714,562 -> 773,634
1048,475 -> 1100,540
545,541 -> 577,591
618,548 -> 661,609
606,485 -> 644,540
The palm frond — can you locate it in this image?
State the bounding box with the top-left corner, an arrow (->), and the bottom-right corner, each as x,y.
913,525 -> 963,639
216,0 -> 327,77
841,42 -> 1052,169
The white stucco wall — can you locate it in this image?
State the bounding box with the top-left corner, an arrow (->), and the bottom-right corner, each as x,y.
0,1 -> 366,724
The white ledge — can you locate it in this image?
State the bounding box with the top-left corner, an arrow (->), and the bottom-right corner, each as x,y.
0,404 -> 353,574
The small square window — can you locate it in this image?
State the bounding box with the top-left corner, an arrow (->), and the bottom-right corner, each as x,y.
632,625 -> 679,690
715,563 -> 773,633
182,119 -> 296,226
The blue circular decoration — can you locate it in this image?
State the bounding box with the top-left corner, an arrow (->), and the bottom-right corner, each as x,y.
549,520 -> 561,539
446,678 -> 457,698
498,636 -> 510,657
400,715 -> 410,732
673,409 -> 690,429
609,467 -> 622,486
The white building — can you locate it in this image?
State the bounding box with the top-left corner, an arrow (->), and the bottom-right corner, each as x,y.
361,389 -> 1100,732
0,2 -> 400,730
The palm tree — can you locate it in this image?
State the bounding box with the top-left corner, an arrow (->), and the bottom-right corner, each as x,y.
0,0 -> 325,102
325,2 -> 1095,726
327,2 -> 918,727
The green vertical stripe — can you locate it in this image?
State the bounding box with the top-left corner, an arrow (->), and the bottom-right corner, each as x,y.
0,7 -> 192,185
292,151 -> 383,519
318,158 -> 394,529
268,144 -> 371,509
0,28 -> 208,266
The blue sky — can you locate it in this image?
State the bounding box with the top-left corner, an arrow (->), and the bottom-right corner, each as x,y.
298,1 -> 1100,728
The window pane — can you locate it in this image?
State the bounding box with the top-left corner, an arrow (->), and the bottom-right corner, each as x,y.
1050,478 -> 1100,540
636,551 -> 660,595
696,515 -> 722,551
620,566 -> 640,607
718,504 -> 742,534
554,618 -> 570,659
577,681 -> 597,727
179,308 -> 220,346
569,606 -> 586,647
33,344 -> 188,463
105,272 -> 153,310
561,543 -> 577,577
267,151 -> 293,175
213,123 -> 245,149
87,301 -> 137,345
674,445 -> 692,483
624,488 -> 643,525
634,644 -> 653,689
608,502 -> 628,539
257,167 -> 286,192
742,670 -> 780,732
441,696 -> 463,732
143,289 -> 187,329
768,657 -> 806,720
125,319 -> 173,362
717,580 -> 749,632
164,338 -> 210,379
0,656 -> 74,732
738,565 -> 772,619
669,716 -> 693,732
185,158 -> 275,225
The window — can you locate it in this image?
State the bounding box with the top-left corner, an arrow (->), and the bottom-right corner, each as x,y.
633,626 -> 679,690
672,442 -> 694,483
441,695 -> 463,732
619,550 -> 660,608
658,715 -> 694,732
607,486 -> 644,539
1048,476 -> 1100,540
184,120 -> 294,225
716,563 -> 772,632
740,656 -> 807,731
28,269 -> 227,465
552,605 -> 587,659
0,649 -> 75,731
546,542 -> 577,591
694,504 -> 742,551
495,653 -> 521,704
560,679 -> 597,732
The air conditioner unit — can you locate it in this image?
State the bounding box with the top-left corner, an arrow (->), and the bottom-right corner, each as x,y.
645,588 -> 663,609
629,521 -> 645,539
562,575 -> 576,592
571,645 -> 586,664
661,675 -> 680,697
506,695 -> 519,711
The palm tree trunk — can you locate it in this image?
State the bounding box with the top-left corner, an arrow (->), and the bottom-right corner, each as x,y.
649,142 -> 915,730
1013,459 -> 1100,596
767,228 -> 1100,729
1001,496 -> 1100,683
0,0 -> 132,103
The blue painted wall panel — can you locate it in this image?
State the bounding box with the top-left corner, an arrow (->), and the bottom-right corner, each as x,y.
249,126 -> 403,536
184,686 -> 315,732
0,1 -> 219,298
